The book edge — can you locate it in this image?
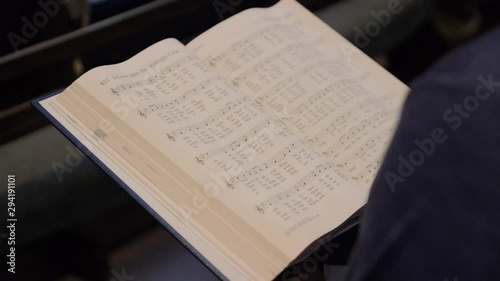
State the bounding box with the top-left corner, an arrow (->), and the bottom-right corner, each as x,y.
32,93 -> 229,281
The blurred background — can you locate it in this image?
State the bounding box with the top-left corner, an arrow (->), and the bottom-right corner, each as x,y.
0,0 -> 499,280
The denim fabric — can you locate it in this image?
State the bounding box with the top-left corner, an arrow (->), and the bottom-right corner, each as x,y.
347,27 -> 500,281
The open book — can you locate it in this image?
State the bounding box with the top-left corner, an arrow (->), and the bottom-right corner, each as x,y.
34,0 -> 409,280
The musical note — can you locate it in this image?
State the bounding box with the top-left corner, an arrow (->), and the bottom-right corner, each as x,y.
321,107 -> 396,156
209,23 -> 305,69
352,153 -> 385,183
255,162 -> 337,213
228,140 -> 304,183
109,55 -> 198,95
238,41 -> 321,81
255,59 -> 340,103
166,97 -> 251,141
335,127 -> 393,169
313,109 -> 391,146
137,76 -> 223,117
194,119 -> 275,164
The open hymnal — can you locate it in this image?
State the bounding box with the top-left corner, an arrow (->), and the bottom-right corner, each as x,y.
34,0 -> 409,280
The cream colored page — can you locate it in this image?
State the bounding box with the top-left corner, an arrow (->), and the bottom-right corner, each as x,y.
187,0 -> 409,188
40,96 -> 248,281
69,38 -> 366,258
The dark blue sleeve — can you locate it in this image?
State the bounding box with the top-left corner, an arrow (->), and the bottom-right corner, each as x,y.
347,27 -> 500,281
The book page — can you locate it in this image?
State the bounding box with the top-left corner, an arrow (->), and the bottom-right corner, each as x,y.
54,37 -> 367,279
187,0 -> 409,187
39,95 -> 246,281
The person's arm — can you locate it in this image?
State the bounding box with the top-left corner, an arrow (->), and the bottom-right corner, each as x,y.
347,26 -> 500,281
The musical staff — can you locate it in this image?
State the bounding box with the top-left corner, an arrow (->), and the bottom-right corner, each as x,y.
166,97 -> 251,141
256,59 -> 342,103
194,119 -> 273,164
229,140 -> 304,183
314,108 -> 395,148
334,127 -> 393,169
352,152 -> 385,183
291,83 -> 370,116
137,76 -> 223,117
306,119 -> 342,144
110,55 -> 198,95
255,162 -> 337,213
209,23 -> 306,69
237,41 -> 321,81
